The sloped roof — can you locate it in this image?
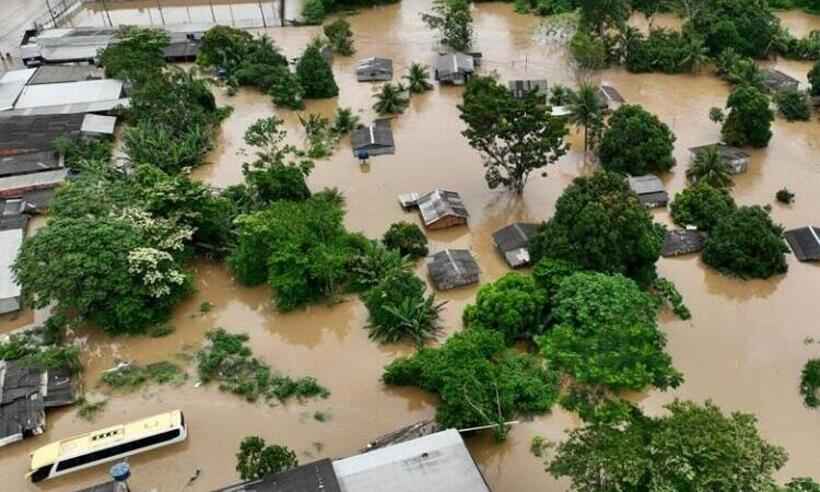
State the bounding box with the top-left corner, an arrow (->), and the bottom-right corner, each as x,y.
357,57 -> 393,73
599,85 -> 625,104
0,98 -> 129,118
417,189 -> 468,226
352,119 -> 395,151
628,175 -> 665,195
0,114 -> 85,156
762,68 -> 800,92
784,226 -> 820,262
508,80 -> 548,99
14,79 -> 124,110
333,429 -> 491,492
493,223 -> 539,253
0,152 -> 62,177
215,459 -> 341,492
435,53 -> 474,78
689,143 -> 749,161
427,249 -> 480,290
27,65 -> 102,85
0,69 -> 37,112
662,229 -> 706,257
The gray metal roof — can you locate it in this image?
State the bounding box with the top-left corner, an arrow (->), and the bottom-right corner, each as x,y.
0,152 -> 62,178
0,168 -> 68,194
333,429 -> 491,492
417,189 -> 468,227
14,79 -> 124,110
434,53 -> 474,79
762,68 -> 800,92
689,143 -> 749,160
628,175 -> 665,195
27,65 -> 103,85
0,98 -> 130,118
351,119 -> 395,152
662,229 -> 706,257
784,226 -> 820,262
0,69 -> 37,112
215,459 -> 341,492
508,80 -> 548,99
81,114 -> 117,135
0,113 -> 85,155
356,57 -> 393,81
427,249 -> 480,291
599,85 -> 625,104
493,223 -> 539,268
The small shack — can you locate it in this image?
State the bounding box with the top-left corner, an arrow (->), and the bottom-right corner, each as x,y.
784,226 -> 820,262
598,85 -> 625,112
662,229 -> 706,257
356,57 -> 393,82
351,119 -> 395,157
492,222 -> 540,268
434,53 -> 475,85
80,114 -> 117,137
427,249 -> 480,291
688,143 -> 750,175
416,189 -> 469,229
762,69 -> 800,93
508,80 -> 548,100
627,175 -> 669,208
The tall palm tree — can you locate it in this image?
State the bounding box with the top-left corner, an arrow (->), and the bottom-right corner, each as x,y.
403,63 -> 434,94
568,83 -> 604,154
686,146 -> 734,189
373,83 -> 410,115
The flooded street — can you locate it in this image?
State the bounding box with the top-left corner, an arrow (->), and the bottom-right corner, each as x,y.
1,2 -> 820,491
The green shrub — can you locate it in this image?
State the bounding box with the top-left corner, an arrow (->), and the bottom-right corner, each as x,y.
324,19 -> 355,55
463,273 -> 549,343
362,270 -> 443,346
382,222 -> 429,259
599,104 -> 677,175
670,183 -> 736,231
236,436 -> 298,481
774,88 -> 811,121
776,188 -> 796,204
721,85 -> 775,148
296,41 -> 339,99
800,358 -> 820,408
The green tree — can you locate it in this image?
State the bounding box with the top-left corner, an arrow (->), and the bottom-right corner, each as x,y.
459,76 -> 569,194
324,18 -> 355,55
538,272 -> 682,391
670,183 -> 736,231
569,31 -> 608,70
531,257 -> 585,299
235,436 -> 298,480
548,400 -> 789,491
686,146 -> 734,189
463,273 -> 550,343
577,0 -> 630,36
373,83 -> 410,114
786,478 -> 820,492
703,205 -> 789,279
721,84 -> 774,147
599,104 -> 677,175
98,27 -> 169,84
687,0 -> 781,58
809,60 -> 820,96
426,0 -> 473,51
403,63 -> 434,94
383,327 -> 560,434
800,358 -> 820,408
529,172 -> 665,285
302,0 -> 327,25
382,222 -> 429,259
567,83 -> 604,153
296,41 -> 339,99
774,88 -> 811,121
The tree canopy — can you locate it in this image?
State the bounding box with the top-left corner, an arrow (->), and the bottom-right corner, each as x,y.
670,183 -> 736,231
382,222 -> 429,259
98,27 -> 169,84
463,273 -> 550,343
296,41 -> 339,99
459,76 -> 568,194
235,436 -> 298,480
599,104 -> 677,175
426,0 -> 473,51
686,0 -> 781,58
721,84 -> 775,148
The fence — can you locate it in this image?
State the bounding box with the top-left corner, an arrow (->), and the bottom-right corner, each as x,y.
31,0 -> 86,30
79,0 -> 288,29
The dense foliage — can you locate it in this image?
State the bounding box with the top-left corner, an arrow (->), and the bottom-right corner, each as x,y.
687,0 -> 781,58
383,327 -> 560,434
324,18 -> 355,55
373,83 -> 410,114
459,76 -> 568,194
530,172 -> 665,286
463,273 -> 550,343
296,41 -> 339,99
800,358 -> 820,408
236,436 -> 298,480
625,28 -> 706,74
775,88 -> 812,121
404,63 -> 434,94
721,84 -> 775,147
703,205 -> 789,279
538,272 -> 682,391
598,104 -> 677,174
670,183 -> 736,231
425,0 -> 473,51
548,400 -> 789,491
382,222 -> 429,259
686,146 -> 735,189
810,60 -> 820,96
98,26 -> 169,83
776,188 -> 796,205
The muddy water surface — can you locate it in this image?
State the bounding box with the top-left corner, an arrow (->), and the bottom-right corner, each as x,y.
2,2 -> 820,491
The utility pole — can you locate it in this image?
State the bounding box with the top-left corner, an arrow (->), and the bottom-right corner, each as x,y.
209,0 -> 216,22
44,0 -> 57,27
257,0 -> 267,28
280,0 -> 285,27
156,0 -> 166,26
101,0 -> 113,27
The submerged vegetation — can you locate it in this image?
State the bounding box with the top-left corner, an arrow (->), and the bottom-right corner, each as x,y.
101,361 -> 187,390
236,436 -> 298,480
800,358 -> 820,408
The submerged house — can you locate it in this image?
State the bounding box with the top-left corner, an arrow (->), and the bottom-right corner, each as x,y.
492,223 -> 540,268
598,85 -> 625,112
662,229 -> 706,257
415,189 -> 469,229
762,68 -> 800,93
356,57 -> 393,82
508,79 -> 548,100
427,249 -> 480,291
351,119 -> 395,157
434,52 -> 475,85
627,175 -> 669,208
784,226 -> 820,262
688,143 -> 750,175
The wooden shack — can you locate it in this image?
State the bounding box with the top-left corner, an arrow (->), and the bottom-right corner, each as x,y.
416,189 -> 469,229
627,175 -> 669,208
492,222 -> 540,268
662,229 -> 706,257
427,249 -> 480,290
356,57 -> 393,82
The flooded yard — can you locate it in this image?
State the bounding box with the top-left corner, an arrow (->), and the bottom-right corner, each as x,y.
1,2 -> 820,491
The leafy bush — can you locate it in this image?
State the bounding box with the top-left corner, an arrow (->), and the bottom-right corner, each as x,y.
236,436 -> 298,480
625,28 -> 706,74
296,41 -> 339,99
362,270 -> 443,346
324,19 -> 355,55
383,328 -> 560,435
670,183 -> 737,231
532,257 -> 584,299
373,83 -> 409,114
800,358 -> 820,408
775,88 -> 811,121
382,222 -> 429,259
101,361 -> 186,390
786,478 -> 820,492
599,104 -> 677,175
538,272 -> 682,391
426,0 -> 473,51
703,205 -> 789,279
569,30 -> 608,69
810,60 -> 820,96
721,84 -> 775,148
348,241 -> 410,292
463,273 -> 549,343
652,277 -> 691,320
687,0 -> 781,58
98,27 -> 169,84
776,188 -> 796,204
53,136 -> 113,172
302,0 -> 327,24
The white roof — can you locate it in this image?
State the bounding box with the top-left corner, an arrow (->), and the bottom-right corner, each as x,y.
0,98 -> 129,117
332,429 -> 490,492
0,69 -> 37,112
40,45 -> 103,62
13,80 -> 123,110
0,228 -> 24,304
0,169 -> 68,194
81,114 -> 117,135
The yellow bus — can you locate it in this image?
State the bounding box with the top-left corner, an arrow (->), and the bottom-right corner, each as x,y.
27,409 -> 187,482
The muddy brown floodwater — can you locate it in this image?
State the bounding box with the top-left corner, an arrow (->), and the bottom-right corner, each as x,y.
2,2 -> 820,491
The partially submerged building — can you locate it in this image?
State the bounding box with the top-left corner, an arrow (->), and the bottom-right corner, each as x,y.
434,52 -> 475,85
356,57 -> 393,82
627,175 -> 669,208
688,143 -> 750,175
216,429 -> 491,492
598,85 -> 625,112
0,68 -> 125,114
0,226 -> 24,315
427,249 -> 480,290
351,119 -> 395,157
415,189 -> 469,229
508,79 -> 548,100
0,360 -> 76,447
662,229 -> 706,257
492,222 -> 540,268
762,68 -> 800,93
784,226 -> 820,262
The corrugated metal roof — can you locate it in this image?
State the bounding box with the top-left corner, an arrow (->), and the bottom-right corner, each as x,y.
492,223 -> 539,253
0,98 -> 129,117
14,80 -> 123,110
0,69 -> 37,112
0,168 -> 68,194
417,189 -> 468,226
352,119 -> 395,153
333,429 -> 490,492
215,459 -> 341,492
662,229 -> 706,257
0,152 -> 62,177
81,114 -> 117,135
27,65 -> 102,85
434,53 -> 474,79
627,175 -> 665,196
785,226 -> 820,262
0,114 -> 85,155
427,249 -> 480,290
508,80 -> 548,99
599,85 -> 625,104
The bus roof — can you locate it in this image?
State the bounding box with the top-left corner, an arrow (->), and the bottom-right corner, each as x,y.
30,410 -> 182,470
